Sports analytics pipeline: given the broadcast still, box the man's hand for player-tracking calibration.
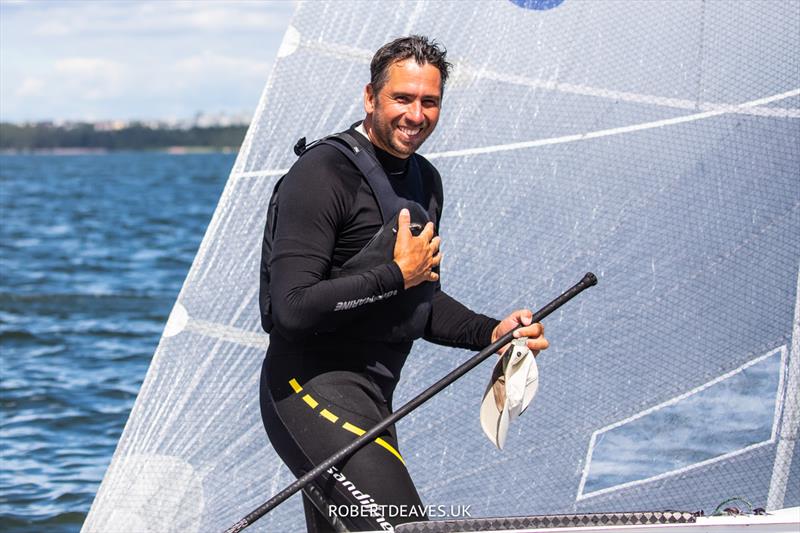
[393,208,442,289]
[491,309,549,355]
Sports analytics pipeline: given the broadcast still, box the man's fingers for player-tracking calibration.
[432,252,443,267]
[420,221,435,240]
[513,322,544,338]
[526,337,549,351]
[430,236,441,253]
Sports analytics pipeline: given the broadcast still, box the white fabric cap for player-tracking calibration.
[480,338,539,449]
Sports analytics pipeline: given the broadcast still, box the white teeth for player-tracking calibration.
[399,127,421,136]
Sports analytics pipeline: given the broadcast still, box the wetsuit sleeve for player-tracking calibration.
[423,288,499,350]
[269,146,405,338]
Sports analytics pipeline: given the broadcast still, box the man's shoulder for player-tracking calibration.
[289,140,362,176]
[282,140,363,197]
[293,139,356,167]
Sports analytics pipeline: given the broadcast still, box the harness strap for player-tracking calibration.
[316,132,428,223]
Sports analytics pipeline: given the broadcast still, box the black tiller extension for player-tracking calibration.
[224,272,598,533]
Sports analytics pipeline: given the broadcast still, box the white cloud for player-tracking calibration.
[174,51,269,81]
[141,1,295,32]
[55,57,121,74]
[1,0,295,121]
[54,57,128,100]
[32,19,71,37]
[16,77,45,97]
[182,4,288,32]
[30,0,294,38]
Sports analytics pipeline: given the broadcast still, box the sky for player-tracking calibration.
[0,0,296,123]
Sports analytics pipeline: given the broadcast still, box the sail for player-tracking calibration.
[82,1,800,531]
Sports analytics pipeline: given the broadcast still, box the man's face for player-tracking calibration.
[364,59,442,159]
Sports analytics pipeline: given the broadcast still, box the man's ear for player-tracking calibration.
[364,83,375,114]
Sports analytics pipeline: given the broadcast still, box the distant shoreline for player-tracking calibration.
[0,122,247,153]
[0,146,239,156]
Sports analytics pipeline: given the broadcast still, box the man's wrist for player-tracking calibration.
[489,320,502,346]
[388,261,407,291]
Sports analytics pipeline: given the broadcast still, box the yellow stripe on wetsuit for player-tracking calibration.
[289,378,405,465]
[302,394,318,408]
[289,378,303,393]
[320,409,339,423]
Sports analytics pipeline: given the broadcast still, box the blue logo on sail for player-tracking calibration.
[509,0,565,10]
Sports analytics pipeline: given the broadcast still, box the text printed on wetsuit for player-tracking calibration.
[334,290,398,311]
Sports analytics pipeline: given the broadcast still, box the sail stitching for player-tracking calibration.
[289,37,798,117]
[474,70,800,118]
[184,317,270,350]
[231,88,800,180]
[424,88,800,159]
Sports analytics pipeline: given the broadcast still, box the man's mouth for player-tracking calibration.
[398,125,422,138]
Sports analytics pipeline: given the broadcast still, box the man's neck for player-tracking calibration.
[354,121,369,141]
[352,120,408,176]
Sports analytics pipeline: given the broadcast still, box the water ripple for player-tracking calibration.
[0,152,231,532]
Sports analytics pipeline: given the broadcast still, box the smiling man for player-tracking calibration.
[258,36,548,532]
[364,54,442,158]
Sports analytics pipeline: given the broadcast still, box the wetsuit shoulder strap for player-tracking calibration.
[315,132,402,223]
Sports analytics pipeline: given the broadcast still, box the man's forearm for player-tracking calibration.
[423,289,499,350]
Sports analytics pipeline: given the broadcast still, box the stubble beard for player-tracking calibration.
[371,103,426,158]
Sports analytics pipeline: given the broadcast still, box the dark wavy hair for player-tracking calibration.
[370,35,451,95]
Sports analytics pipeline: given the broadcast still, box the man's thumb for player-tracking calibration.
[397,208,410,232]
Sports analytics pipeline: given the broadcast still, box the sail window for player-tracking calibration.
[579,346,786,499]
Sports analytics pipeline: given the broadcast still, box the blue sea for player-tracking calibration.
[0,152,232,533]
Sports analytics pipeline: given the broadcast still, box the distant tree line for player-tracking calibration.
[0,122,248,151]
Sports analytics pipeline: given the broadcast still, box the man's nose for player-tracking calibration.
[405,100,424,123]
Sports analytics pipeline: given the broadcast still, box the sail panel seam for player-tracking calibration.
[577,440,775,501]
[232,88,800,180]
[183,317,271,350]
[577,345,788,501]
[424,89,800,159]
[292,37,799,117]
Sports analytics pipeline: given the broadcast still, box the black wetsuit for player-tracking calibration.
[260,124,498,532]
